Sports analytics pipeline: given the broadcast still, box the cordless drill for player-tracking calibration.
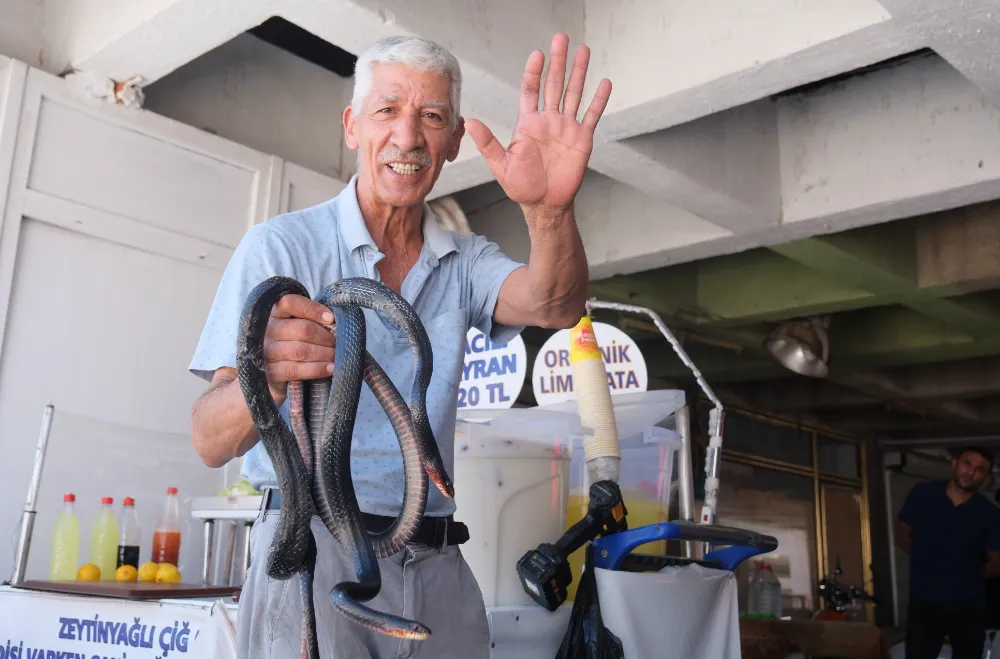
[515,480,628,611]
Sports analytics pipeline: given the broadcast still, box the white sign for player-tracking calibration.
[532,321,647,406]
[0,586,218,659]
[458,328,526,409]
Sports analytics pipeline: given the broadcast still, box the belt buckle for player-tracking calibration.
[434,517,448,552]
[261,488,276,512]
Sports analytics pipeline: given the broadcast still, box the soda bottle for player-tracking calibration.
[117,497,141,569]
[151,487,181,566]
[88,497,119,580]
[49,493,79,580]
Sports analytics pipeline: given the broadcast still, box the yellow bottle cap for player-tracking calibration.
[570,316,602,363]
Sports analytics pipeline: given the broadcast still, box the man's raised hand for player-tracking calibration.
[465,33,612,217]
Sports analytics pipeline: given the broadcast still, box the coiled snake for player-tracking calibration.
[235,275,454,657]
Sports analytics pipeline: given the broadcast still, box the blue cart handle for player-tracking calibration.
[591,520,778,572]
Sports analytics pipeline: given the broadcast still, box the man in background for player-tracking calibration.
[897,446,1000,659]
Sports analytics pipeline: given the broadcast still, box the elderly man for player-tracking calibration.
[189,33,611,659]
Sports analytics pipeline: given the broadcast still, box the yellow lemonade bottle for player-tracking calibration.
[88,497,119,580]
[49,493,80,580]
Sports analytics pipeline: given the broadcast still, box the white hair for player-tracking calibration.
[351,36,463,128]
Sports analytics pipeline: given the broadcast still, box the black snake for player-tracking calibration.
[235,275,453,656]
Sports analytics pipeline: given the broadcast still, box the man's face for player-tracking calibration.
[344,62,464,209]
[952,451,992,492]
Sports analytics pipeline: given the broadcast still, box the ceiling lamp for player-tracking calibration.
[764,316,830,378]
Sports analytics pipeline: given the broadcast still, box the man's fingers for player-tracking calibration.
[543,33,569,112]
[562,44,590,118]
[270,294,334,325]
[465,119,509,182]
[267,318,336,347]
[266,361,335,385]
[263,339,335,364]
[519,50,545,116]
[581,78,613,131]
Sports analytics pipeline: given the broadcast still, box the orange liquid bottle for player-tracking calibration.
[151,487,181,566]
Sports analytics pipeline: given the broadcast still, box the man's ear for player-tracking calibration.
[446,117,466,162]
[343,105,359,151]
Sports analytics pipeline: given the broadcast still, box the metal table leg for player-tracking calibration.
[202,520,215,585]
[222,522,237,586]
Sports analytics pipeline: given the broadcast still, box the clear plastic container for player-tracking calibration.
[749,562,782,619]
[117,496,141,569]
[88,496,119,580]
[49,493,79,581]
[151,487,181,566]
[564,424,681,599]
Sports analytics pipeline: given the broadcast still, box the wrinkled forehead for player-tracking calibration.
[365,62,453,112]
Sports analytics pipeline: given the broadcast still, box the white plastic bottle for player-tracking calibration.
[748,561,783,618]
[117,497,141,569]
[88,496,119,580]
[759,563,783,619]
[747,561,763,613]
[49,493,80,580]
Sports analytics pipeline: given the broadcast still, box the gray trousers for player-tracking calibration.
[236,507,492,659]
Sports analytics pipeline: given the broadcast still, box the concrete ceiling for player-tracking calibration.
[2,0,998,277]
[582,200,1000,444]
[3,0,1000,442]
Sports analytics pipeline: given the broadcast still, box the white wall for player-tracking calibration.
[0,0,44,70]
[143,33,356,182]
[0,57,345,582]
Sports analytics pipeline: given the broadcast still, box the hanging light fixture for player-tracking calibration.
[763,316,830,378]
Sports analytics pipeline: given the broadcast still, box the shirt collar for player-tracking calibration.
[338,174,458,262]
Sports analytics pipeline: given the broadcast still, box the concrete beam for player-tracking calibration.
[582,0,911,139]
[724,356,1000,413]
[815,398,1000,434]
[778,53,1000,230]
[479,49,1000,279]
[915,200,1000,292]
[878,0,1000,101]
[465,173,733,279]
[590,100,781,232]
[773,224,1000,338]
[63,0,268,83]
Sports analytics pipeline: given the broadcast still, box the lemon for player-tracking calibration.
[115,565,138,582]
[155,563,181,584]
[77,563,100,581]
[138,562,159,583]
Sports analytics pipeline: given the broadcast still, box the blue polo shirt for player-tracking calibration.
[189,175,524,518]
[899,480,1000,603]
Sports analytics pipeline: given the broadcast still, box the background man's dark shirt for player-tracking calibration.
[900,480,1000,604]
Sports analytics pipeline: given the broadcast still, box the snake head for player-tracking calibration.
[391,622,431,640]
[431,472,455,499]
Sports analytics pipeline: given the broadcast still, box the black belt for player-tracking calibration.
[261,489,469,548]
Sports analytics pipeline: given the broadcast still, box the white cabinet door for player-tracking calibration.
[0,64,277,580]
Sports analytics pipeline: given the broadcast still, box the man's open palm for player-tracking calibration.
[466,33,612,213]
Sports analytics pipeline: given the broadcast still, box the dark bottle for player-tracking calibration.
[116,496,141,569]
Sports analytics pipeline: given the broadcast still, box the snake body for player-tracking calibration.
[235,275,453,653]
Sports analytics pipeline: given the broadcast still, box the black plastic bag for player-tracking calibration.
[555,544,625,659]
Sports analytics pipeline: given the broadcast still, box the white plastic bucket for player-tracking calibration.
[454,418,571,608]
